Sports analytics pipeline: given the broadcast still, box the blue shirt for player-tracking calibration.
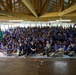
[53,45,59,50]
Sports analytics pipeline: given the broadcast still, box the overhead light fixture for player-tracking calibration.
[9,20,24,22]
[56,20,71,22]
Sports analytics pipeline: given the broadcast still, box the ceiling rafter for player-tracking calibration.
[40,11,76,18]
[58,0,64,12]
[40,12,60,18]
[19,0,21,12]
[58,0,61,11]
[0,0,7,11]
[8,0,12,11]
[59,4,76,16]
[59,0,64,12]
[68,0,71,7]
[22,0,38,17]
[13,0,15,12]
[31,0,35,10]
[49,0,59,12]
[20,2,32,14]
[0,0,12,16]
[0,12,76,21]
[0,0,76,22]
[0,11,12,16]
[40,0,50,15]
[50,5,59,11]
[64,1,68,4]
[36,0,41,14]
[70,0,76,6]
[6,0,9,12]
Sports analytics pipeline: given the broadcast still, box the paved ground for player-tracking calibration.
[0,58,76,75]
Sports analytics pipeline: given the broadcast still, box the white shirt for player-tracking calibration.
[46,43,50,48]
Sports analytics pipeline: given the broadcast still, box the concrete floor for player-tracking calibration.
[0,58,76,75]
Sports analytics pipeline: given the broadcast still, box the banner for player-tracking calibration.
[0,30,3,40]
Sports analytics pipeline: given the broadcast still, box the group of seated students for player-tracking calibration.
[0,26,76,57]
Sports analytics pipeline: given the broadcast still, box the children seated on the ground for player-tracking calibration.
[0,26,76,57]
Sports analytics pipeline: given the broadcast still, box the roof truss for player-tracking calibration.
[0,0,76,22]
[22,0,38,17]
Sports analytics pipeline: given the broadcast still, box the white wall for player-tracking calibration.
[0,21,75,31]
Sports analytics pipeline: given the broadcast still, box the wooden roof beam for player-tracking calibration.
[40,12,59,18]
[37,0,41,14]
[9,0,12,11]
[0,0,7,11]
[59,4,76,16]
[22,0,38,17]
[39,12,76,18]
[40,0,50,15]
[0,11,12,16]
[6,0,9,11]
[58,0,61,11]
[59,0,64,12]
[0,12,76,21]
[31,0,35,9]
[70,0,76,6]
[64,12,76,17]
[6,0,12,12]
[58,0,64,12]
[68,0,71,7]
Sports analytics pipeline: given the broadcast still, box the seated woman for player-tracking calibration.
[63,44,68,55]
[67,42,76,56]
[43,41,51,57]
[0,43,7,53]
[18,43,24,56]
[37,43,44,53]
[26,41,36,56]
[0,44,7,57]
[53,43,59,51]
[6,45,12,55]
[51,44,64,57]
[11,45,17,53]
[50,44,59,57]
